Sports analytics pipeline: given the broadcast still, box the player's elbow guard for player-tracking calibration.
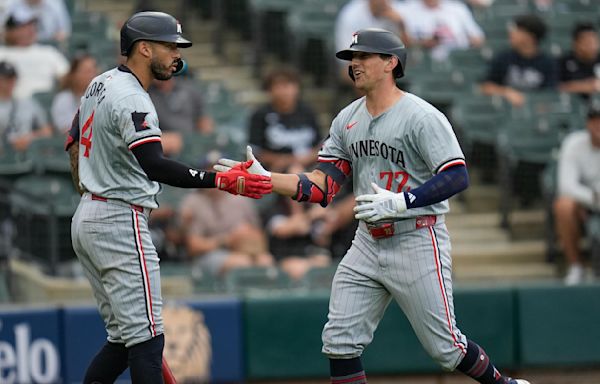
[292,173,339,207]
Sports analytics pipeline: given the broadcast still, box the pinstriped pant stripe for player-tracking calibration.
[132,209,156,337]
[428,226,466,355]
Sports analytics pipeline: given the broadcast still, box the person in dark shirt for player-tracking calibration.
[148,77,213,156]
[248,67,322,173]
[558,22,600,99]
[480,14,557,107]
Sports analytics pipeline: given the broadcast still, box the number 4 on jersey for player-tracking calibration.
[80,111,95,157]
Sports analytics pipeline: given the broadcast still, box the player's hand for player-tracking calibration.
[215,160,272,199]
[213,146,271,177]
[353,182,407,222]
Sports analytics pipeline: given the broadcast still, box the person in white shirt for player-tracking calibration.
[0,60,52,153]
[7,0,71,43]
[554,104,600,285]
[0,7,69,99]
[335,0,407,82]
[51,54,98,133]
[401,0,485,61]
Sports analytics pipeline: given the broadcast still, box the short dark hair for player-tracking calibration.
[262,67,301,90]
[572,22,597,41]
[513,14,547,42]
[0,61,17,78]
[587,102,600,119]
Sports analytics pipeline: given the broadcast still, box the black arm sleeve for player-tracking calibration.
[131,141,216,188]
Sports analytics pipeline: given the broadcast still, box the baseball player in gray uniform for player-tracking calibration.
[215,29,529,384]
[64,12,271,384]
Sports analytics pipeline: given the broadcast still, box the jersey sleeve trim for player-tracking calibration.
[128,135,162,150]
[318,154,350,163]
[436,158,466,174]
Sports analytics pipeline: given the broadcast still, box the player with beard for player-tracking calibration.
[65,12,272,383]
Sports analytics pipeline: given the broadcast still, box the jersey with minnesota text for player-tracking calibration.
[77,65,162,208]
[318,92,465,218]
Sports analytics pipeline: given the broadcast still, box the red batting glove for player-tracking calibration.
[215,160,272,198]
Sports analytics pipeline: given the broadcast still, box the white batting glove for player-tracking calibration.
[353,182,408,223]
[213,145,271,177]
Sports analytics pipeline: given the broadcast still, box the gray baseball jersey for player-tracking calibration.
[318,92,465,218]
[320,92,469,370]
[78,66,162,209]
[71,65,165,348]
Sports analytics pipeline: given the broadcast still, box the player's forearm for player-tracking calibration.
[559,79,599,94]
[186,235,222,255]
[405,165,469,209]
[480,82,503,95]
[271,172,301,196]
[132,141,217,188]
[271,170,327,197]
[68,142,84,195]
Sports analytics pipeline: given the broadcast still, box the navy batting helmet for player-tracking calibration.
[336,28,407,80]
[120,11,192,56]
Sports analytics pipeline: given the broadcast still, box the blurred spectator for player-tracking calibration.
[558,22,600,100]
[51,54,98,133]
[248,67,322,173]
[400,0,485,61]
[0,61,51,153]
[554,104,600,285]
[464,0,493,8]
[335,0,407,77]
[149,77,213,156]
[7,0,71,43]
[266,196,332,281]
[178,187,274,278]
[480,14,557,107]
[309,185,359,260]
[0,7,69,99]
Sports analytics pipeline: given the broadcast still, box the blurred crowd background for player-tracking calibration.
[0,0,599,303]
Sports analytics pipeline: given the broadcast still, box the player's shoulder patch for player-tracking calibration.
[132,111,150,131]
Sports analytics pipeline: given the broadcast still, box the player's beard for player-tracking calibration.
[150,58,174,81]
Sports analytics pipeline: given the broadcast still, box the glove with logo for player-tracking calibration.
[353,182,408,223]
[215,160,272,199]
[213,146,271,177]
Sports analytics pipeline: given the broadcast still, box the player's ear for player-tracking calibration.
[385,56,398,75]
[138,41,153,59]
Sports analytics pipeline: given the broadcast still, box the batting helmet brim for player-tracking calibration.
[147,34,192,48]
[336,45,391,61]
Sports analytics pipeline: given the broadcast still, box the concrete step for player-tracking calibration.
[446,209,544,229]
[460,184,500,212]
[449,227,509,243]
[452,240,545,265]
[454,262,556,283]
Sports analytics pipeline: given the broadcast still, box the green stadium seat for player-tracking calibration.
[452,94,508,150]
[0,148,33,180]
[177,131,242,168]
[496,113,575,227]
[484,0,531,19]
[301,265,338,291]
[11,174,79,217]
[408,70,474,106]
[224,267,291,293]
[160,261,193,278]
[249,0,298,12]
[27,136,70,175]
[156,184,187,209]
[32,91,55,115]
[0,271,10,303]
[517,91,586,119]
[10,175,79,269]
